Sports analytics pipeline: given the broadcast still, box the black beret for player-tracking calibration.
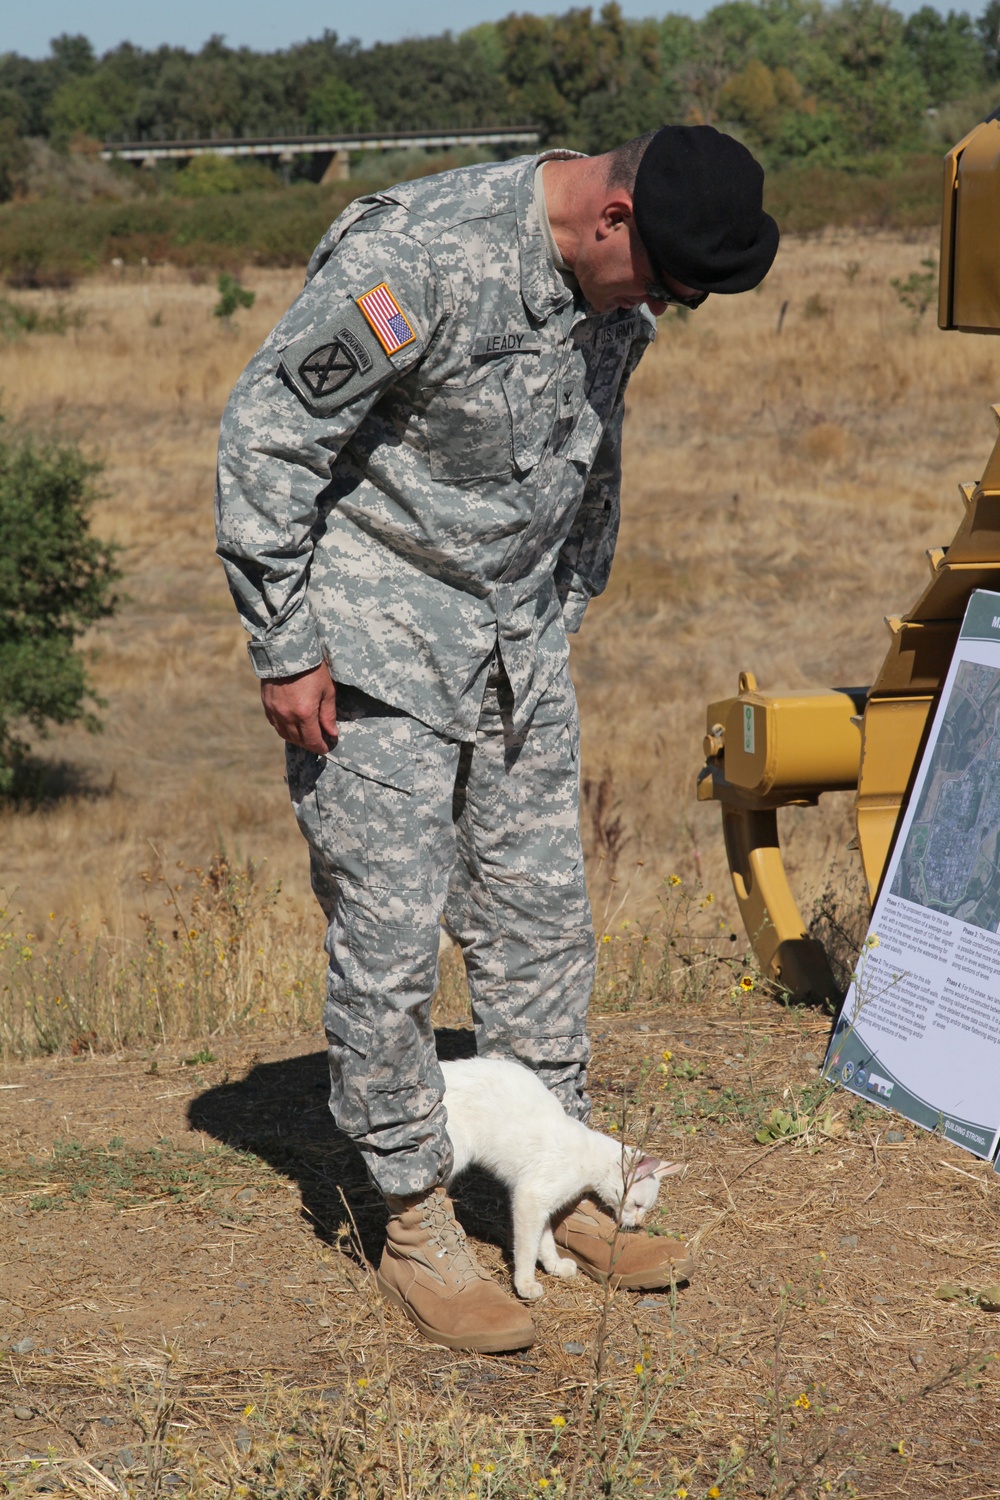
[633,125,779,295]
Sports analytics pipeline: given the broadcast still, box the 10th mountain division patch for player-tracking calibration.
[297,327,374,399]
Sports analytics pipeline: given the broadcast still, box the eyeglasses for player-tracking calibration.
[646,281,708,310]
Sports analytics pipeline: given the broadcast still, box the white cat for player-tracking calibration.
[440,1057,683,1301]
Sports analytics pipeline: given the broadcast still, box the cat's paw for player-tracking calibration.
[515,1278,545,1301]
[551,1256,578,1279]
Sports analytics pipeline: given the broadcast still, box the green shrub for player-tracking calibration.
[0,120,29,204]
[213,270,255,319]
[0,418,121,788]
[169,153,280,197]
[764,154,942,233]
[0,296,84,338]
[891,256,937,318]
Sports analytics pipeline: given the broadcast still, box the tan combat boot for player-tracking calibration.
[552,1199,695,1289]
[376,1186,535,1353]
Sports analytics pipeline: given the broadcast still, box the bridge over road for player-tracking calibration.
[101,126,540,182]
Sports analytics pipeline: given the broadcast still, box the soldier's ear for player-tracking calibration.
[598,196,635,236]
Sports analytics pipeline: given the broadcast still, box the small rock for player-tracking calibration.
[13,1405,33,1420]
[563,1341,586,1356]
[317,1316,331,1328]
[909,1349,925,1369]
[237,1188,256,1202]
[235,1427,251,1454]
[117,1450,134,1470]
[886,1130,905,1144]
[637,1298,662,1309]
[977,1285,1000,1312]
[839,1234,858,1249]
[934,1284,966,1301]
[636,1024,650,1033]
[12,1337,35,1354]
[319,1388,341,1403]
[873,1295,888,1304]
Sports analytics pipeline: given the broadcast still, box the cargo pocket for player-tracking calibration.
[363,1001,443,1131]
[425,365,514,482]
[317,716,417,890]
[323,994,374,1140]
[324,969,443,1140]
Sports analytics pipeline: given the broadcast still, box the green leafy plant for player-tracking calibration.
[0,118,30,204]
[0,416,121,789]
[890,257,937,319]
[213,270,255,320]
[0,297,84,339]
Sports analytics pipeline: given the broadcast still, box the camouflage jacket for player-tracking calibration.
[215,153,655,739]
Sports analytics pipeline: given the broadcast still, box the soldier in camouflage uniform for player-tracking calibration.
[216,125,778,1352]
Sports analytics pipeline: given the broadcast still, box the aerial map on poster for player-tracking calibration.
[827,592,1000,1162]
[890,658,1000,932]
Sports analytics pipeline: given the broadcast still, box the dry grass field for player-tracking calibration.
[4,230,1000,1496]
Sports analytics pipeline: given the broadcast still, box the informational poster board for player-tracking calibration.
[826,590,1000,1162]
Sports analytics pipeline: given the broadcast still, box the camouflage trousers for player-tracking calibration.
[286,659,595,1198]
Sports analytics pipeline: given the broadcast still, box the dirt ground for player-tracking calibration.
[3,989,1000,1497]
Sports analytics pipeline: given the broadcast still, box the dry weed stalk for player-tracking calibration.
[0,850,320,1060]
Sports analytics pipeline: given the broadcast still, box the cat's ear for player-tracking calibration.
[634,1154,685,1181]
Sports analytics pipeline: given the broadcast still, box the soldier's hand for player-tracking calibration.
[260,663,338,754]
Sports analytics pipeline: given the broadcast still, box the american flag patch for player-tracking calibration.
[356,282,416,356]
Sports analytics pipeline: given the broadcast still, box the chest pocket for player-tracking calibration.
[424,365,514,484]
[564,342,629,467]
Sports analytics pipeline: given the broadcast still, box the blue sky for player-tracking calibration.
[4,0,941,58]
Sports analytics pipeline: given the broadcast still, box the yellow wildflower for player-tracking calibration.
[634,1362,645,1376]
[662,1050,673,1062]
[667,874,682,886]
[739,975,754,991]
[357,1377,368,1389]
[793,1393,810,1409]
[550,1415,566,1428]
[471,1464,481,1474]
[243,1404,255,1417]
[708,1489,721,1499]
[676,1489,688,1499]
[602,934,611,943]
[538,1481,550,1491]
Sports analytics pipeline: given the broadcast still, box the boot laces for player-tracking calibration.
[419,1195,483,1285]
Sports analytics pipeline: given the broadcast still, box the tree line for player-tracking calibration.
[1,0,1000,190]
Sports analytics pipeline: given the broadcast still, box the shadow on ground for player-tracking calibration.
[188,1027,511,1267]
[6,755,114,808]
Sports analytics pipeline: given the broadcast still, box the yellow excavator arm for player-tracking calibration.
[699,110,1000,1002]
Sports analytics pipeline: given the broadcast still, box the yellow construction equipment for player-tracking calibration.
[698,109,1000,1002]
